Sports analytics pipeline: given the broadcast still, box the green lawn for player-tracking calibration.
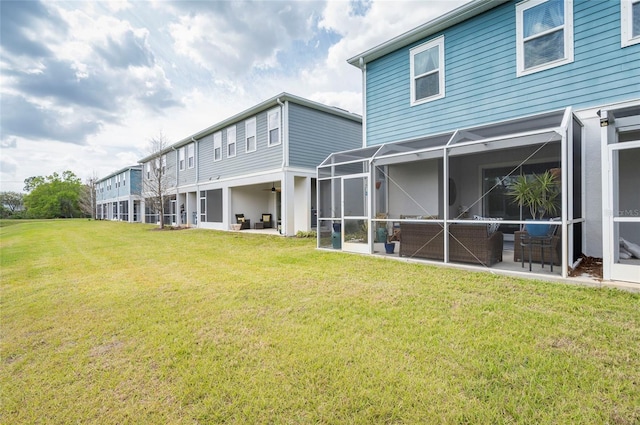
[1,220,639,424]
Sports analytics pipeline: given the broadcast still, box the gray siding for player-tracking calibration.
[196,111,283,184]
[288,103,362,169]
[177,144,197,186]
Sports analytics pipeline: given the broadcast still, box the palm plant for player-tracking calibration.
[508,170,559,220]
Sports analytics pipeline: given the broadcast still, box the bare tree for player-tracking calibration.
[143,131,173,229]
[79,173,98,219]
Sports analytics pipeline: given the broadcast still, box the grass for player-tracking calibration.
[1,220,639,424]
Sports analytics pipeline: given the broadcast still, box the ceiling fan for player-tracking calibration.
[262,182,281,193]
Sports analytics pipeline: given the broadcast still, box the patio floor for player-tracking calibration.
[367,241,631,289]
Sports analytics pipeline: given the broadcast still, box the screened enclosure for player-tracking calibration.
[317,108,584,278]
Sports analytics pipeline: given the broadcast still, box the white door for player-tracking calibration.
[602,109,640,284]
[342,175,369,254]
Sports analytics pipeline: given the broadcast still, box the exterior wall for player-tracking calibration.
[288,103,363,168]
[387,159,441,218]
[197,110,283,183]
[365,0,640,146]
[95,166,143,222]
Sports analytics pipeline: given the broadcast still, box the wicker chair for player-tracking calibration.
[399,222,503,266]
[235,214,250,230]
[513,230,561,266]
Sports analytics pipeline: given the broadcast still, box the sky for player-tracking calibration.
[0,0,468,193]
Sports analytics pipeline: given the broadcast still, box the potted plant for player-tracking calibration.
[508,170,559,236]
[375,213,388,242]
[384,230,400,254]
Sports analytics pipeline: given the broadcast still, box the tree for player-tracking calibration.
[0,192,24,218]
[23,171,83,218]
[79,173,98,219]
[142,131,173,229]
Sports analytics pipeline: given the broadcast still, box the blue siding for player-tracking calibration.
[130,169,142,194]
[365,0,640,145]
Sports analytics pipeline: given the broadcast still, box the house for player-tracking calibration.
[138,93,362,236]
[318,0,640,285]
[95,165,143,222]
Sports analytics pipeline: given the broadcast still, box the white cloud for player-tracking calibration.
[0,0,471,192]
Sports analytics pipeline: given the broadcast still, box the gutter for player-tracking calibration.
[347,0,507,67]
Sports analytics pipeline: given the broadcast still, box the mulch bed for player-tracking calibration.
[568,255,603,280]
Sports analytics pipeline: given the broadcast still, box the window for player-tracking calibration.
[122,173,126,187]
[410,35,445,105]
[245,118,256,153]
[179,147,185,171]
[161,154,166,174]
[516,0,573,76]
[187,143,195,168]
[268,108,281,146]
[622,0,640,47]
[227,126,236,158]
[214,132,222,161]
[146,162,151,179]
[116,175,120,188]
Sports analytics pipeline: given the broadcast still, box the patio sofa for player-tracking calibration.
[399,222,503,266]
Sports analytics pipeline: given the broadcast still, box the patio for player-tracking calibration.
[317,108,584,280]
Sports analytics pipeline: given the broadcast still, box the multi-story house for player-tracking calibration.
[318,0,639,285]
[139,93,362,236]
[95,165,143,222]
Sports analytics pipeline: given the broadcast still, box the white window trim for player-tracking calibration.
[227,126,237,158]
[179,147,185,171]
[213,132,222,162]
[245,117,257,153]
[187,143,195,169]
[267,108,281,147]
[622,0,640,47]
[516,0,574,77]
[410,35,445,106]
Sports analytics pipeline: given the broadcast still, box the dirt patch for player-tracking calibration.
[569,255,603,280]
[149,226,189,231]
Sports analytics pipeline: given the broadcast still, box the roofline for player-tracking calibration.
[138,92,362,163]
[347,0,508,67]
[97,165,142,183]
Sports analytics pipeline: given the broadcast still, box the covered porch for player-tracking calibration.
[317,108,584,279]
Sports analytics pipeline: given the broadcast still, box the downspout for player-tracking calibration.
[171,146,179,225]
[277,97,287,234]
[277,97,287,168]
[360,57,367,148]
[192,137,198,227]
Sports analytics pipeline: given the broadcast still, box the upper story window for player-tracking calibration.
[178,147,185,171]
[146,162,151,179]
[245,117,257,153]
[187,143,195,168]
[214,132,222,162]
[268,108,281,146]
[516,0,574,76]
[161,154,166,174]
[116,175,120,188]
[227,126,236,158]
[622,0,640,47]
[122,173,126,187]
[410,35,445,106]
